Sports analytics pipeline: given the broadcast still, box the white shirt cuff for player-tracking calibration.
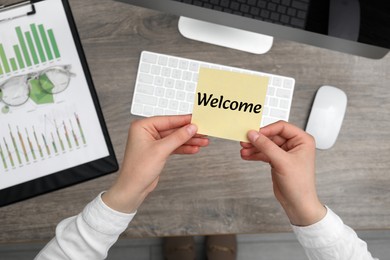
[82,192,136,236]
[291,206,344,249]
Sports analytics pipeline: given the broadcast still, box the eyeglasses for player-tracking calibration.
[0,65,75,107]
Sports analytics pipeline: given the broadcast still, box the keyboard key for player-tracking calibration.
[280,99,290,109]
[291,17,305,28]
[179,102,190,112]
[154,76,164,86]
[140,63,151,73]
[175,80,185,90]
[297,10,306,19]
[248,0,257,5]
[179,60,189,70]
[134,93,158,106]
[260,9,270,18]
[155,87,165,97]
[267,86,276,96]
[267,2,277,11]
[250,7,260,16]
[162,67,171,77]
[165,78,175,88]
[269,97,279,107]
[192,73,199,82]
[292,1,308,10]
[137,83,154,95]
[189,62,199,71]
[270,12,280,21]
[283,79,294,89]
[166,89,175,99]
[271,76,282,87]
[132,103,143,115]
[151,65,161,75]
[168,58,179,68]
[270,108,288,119]
[277,5,286,13]
[185,82,196,92]
[276,88,292,98]
[262,107,269,116]
[142,53,158,64]
[154,107,165,116]
[182,71,193,81]
[176,90,186,100]
[158,56,168,66]
[169,100,179,110]
[186,92,195,103]
[230,2,239,10]
[143,105,154,116]
[287,7,296,16]
[257,0,267,8]
[138,73,154,84]
[261,117,278,127]
[280,14,290,24]
[220,0,230,8]
[165,109,178,115]
[172,69,182,79]
[158,98,169,108]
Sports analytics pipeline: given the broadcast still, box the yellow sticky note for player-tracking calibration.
[191,68,269,142]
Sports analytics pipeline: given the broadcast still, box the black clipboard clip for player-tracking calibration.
[0,1,36,23]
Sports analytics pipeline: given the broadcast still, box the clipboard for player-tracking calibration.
[0,0,118,207]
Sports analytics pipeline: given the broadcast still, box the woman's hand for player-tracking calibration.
[103,115,209,213]
[240,121,326,226]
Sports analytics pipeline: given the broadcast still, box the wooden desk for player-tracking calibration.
[1,0,390,244]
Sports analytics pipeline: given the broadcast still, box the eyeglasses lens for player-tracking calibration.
[41,69,70,94]
[0,76,29,106]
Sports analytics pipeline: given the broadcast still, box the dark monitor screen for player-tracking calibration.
[117,0,390,59]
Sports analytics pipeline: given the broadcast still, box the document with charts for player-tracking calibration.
[0,0,111,192]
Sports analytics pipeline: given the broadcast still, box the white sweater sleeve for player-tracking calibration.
[292,206,378,260]
[35,192,135,260]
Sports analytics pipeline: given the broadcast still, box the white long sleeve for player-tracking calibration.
[35,193,135,260]
[36,196,378,260]
[292,206,378,260]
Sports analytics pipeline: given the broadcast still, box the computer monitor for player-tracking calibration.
[116,0,390,59]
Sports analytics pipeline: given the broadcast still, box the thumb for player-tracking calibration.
[247,130,285,163]
[159,124,197,154]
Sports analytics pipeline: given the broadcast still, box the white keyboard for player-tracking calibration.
[131,51,295,127]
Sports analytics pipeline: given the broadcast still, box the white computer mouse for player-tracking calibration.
[305,86,347,150]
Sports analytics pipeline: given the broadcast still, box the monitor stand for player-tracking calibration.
[178,17,274,54]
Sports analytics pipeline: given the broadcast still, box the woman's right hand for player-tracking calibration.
[240,121,326,226]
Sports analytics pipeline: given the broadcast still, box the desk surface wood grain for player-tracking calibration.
[1,0,389,244]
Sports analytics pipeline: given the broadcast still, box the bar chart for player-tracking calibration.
[0,113,86,171]
[0,23,61,75]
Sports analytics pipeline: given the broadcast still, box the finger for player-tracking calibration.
[184,137,210,147]
[269,135,287,148]
[260,121,304,141]
[262,121,315,152]
[173,145,201,154]
[247,130,286,163]
[158,124,198,154]
[160,128,207,139]
[146,115,192,132]
[240,148,270,162]
[240,146,259,157]
[240,141,254,148]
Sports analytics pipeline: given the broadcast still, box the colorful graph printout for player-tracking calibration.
[0,0,109,190]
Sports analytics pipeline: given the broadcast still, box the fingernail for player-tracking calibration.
[186,124,197,135]
[248,130,260,142]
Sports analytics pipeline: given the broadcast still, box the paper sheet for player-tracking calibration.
[0,0,109,189]
[191,68,268,142]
